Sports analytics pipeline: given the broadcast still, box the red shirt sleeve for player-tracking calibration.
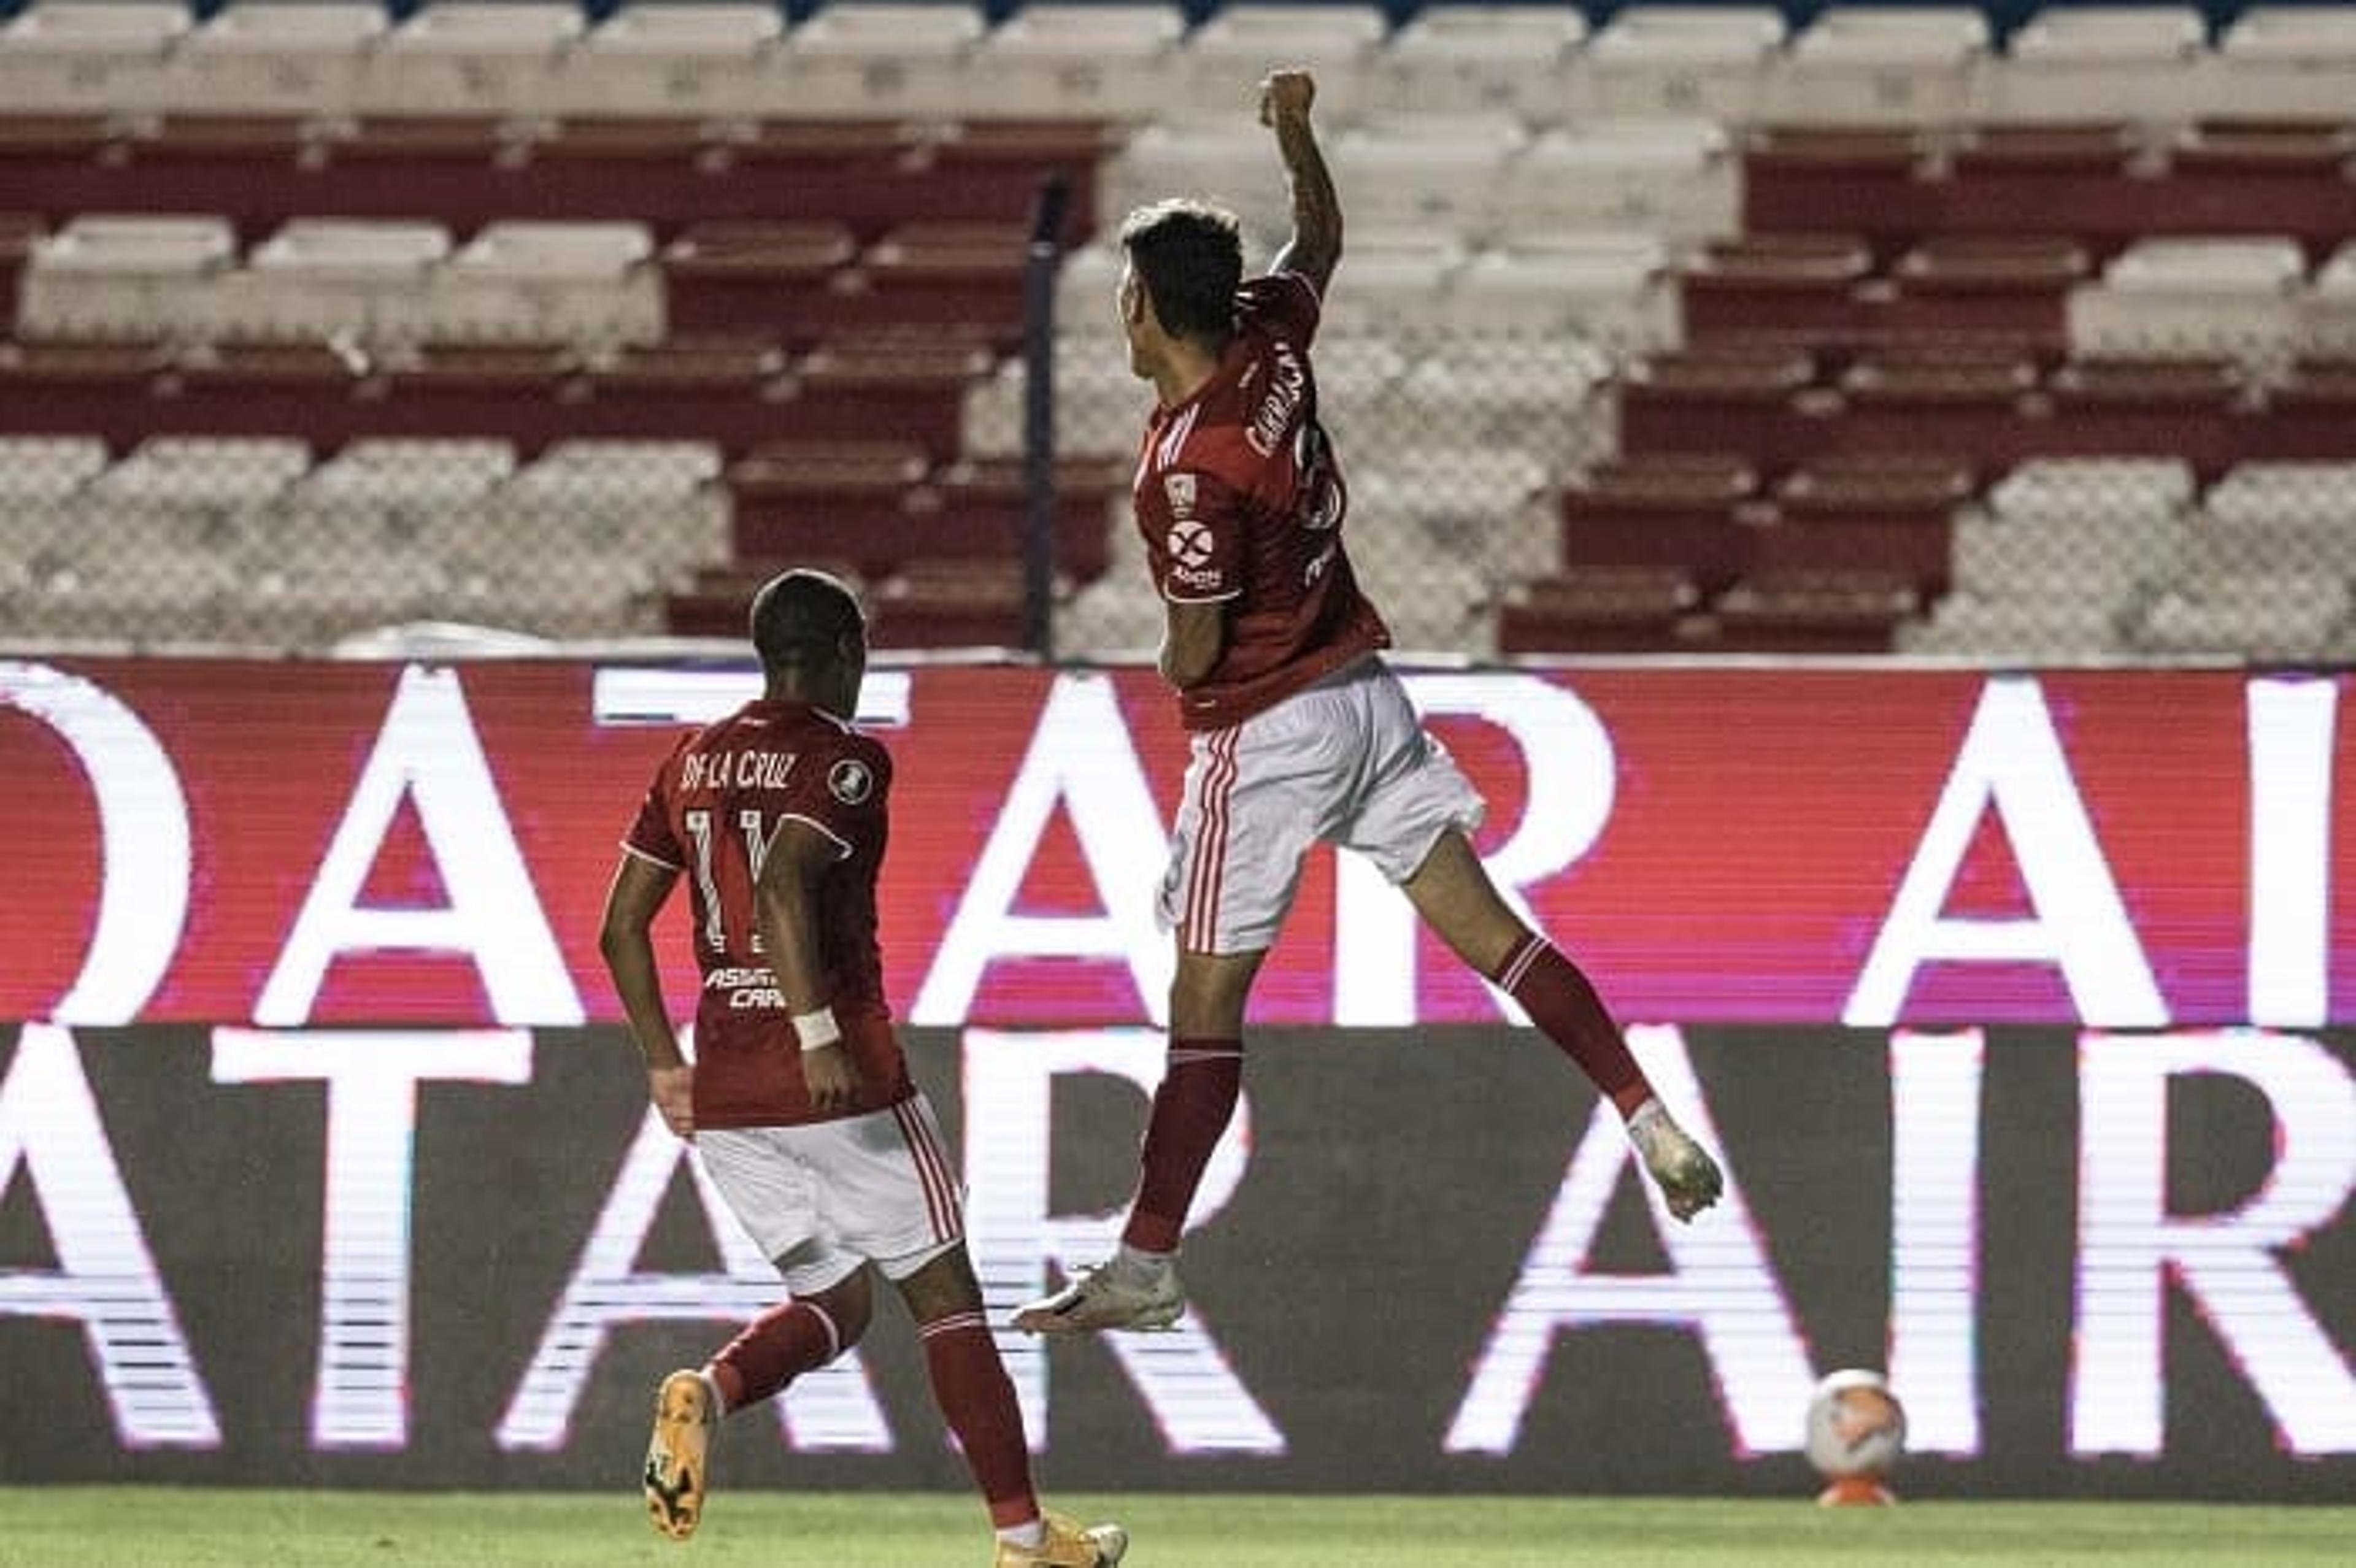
[779,734,891,859]
[1137,464,1247,604]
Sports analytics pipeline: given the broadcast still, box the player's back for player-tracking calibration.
[626,697,907,1128]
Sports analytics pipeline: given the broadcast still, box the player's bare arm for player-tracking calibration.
[1160,597,1228,689]
[753,818,863,1112]
[1260,68,1341,295]
[599,854,695,1138]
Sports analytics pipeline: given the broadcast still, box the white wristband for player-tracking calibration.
[793,1005,842,1053]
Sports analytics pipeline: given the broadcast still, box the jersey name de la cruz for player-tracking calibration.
[1134,269,1391,731]
[623,698,914,1128]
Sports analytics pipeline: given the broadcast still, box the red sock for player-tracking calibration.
[1490,934,1655,1119]
[710,1299,841,1411]
[919,1312,1037,1531]
[1122,1038,1243,1254]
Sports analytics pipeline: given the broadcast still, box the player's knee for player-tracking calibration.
[1169,947,1263,1034]
[807,1268,876,1353]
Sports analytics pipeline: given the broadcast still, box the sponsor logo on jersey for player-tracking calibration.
[1166,518,1214,569]
[828,758,874,805]
[1163,471,1196,518]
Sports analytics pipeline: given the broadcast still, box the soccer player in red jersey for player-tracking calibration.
[1014,72,1724,1337]
[599,569,1126,1567]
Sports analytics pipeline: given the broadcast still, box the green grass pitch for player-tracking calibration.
[1,1489,2350,1567]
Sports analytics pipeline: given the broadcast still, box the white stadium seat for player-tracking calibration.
[1312,230,1468,336]
[1963,459,2197,604]
[91,436,315,513]
[18,214,238,342]
[0,436,107,610]
[359,1,583,117]
[962,2,1188,120]
[2300,241,2356,358]
[1988,456,2199,526]
[776,2,987,120]
[1898,588,2128,658]
[0,434,108,504]
[2136,573,2350,661]
[1330,115,1530,243]
[2069,236,2308,369]
[1442,232,1677,352]
[207,218,453,345]
[1579,5,1787,124]
[1763,4,1992,128]
[0,0,189,113]
[290,437,518,519]
[1099,123,1294,249]
[1985,5,2210,126]
[1490,117,1739,244]
[557,2,785,118]
[1369,6,1587,122]
[425,220,663,348]
[2214,5,2356,123]
[167,1,386,118]
[1173,2,1389,119]
[2185,462,2356,579]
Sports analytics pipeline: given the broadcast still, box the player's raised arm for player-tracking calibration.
[1260,68,1341,295]
[753,818,863,1112]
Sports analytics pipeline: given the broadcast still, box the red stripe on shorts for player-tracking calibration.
[893,1100,958,1243]
[1185,726,1240,951]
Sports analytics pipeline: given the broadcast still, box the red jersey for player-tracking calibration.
[1133,269,1391,732]
[622,698,914,1129]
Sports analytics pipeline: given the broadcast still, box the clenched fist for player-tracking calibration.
[1259,69,1315,126]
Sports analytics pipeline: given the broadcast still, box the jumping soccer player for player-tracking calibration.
[600,568,1125,1566]
[1014,71,1724,1337]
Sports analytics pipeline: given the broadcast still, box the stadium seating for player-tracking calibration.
[7,2,2356,659]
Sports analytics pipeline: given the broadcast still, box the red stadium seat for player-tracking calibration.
[857,220,1034,343]
[1884,234,2085,352]
[790,336,996,463]
[1617,344,1820,458]
[1679,232,1874,343]
[1709,569,1923,654]
[932,455,1123,585]
[1758,455,1975,597]
[2041,355,2247,473]
[1496,565,1705,655]
[725,439,936,572]
[661,219,861,343]
[1558,452,1761,596]
[871,557,1029,650]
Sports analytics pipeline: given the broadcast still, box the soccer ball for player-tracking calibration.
[1804,1369,1906,1505]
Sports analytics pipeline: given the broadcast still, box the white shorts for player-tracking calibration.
[1158,655,1487,955]
[694,1094,964,1296]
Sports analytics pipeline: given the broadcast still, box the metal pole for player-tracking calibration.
[1021,173,1071,659]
